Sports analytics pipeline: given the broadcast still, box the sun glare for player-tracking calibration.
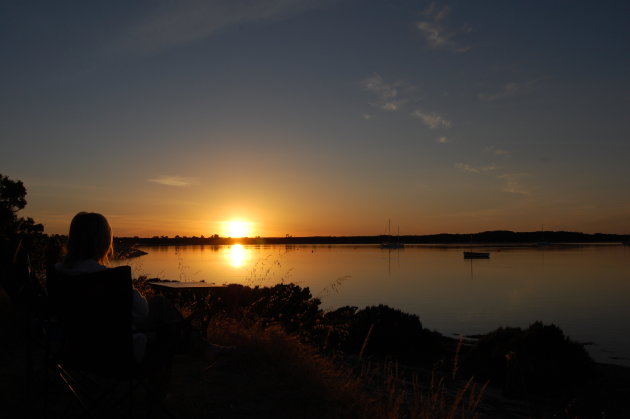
[224,220,252,238]
[226,244,247,268]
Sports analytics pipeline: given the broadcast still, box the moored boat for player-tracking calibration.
[381,219,405,249]
[464,251,490,259]
[381,242,405,249]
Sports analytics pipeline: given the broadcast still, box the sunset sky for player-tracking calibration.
[2,0,629,237]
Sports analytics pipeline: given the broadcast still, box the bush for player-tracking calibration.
[342,305,445,365]
[462,321,596,397]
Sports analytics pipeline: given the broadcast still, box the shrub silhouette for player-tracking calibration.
[342,304,444,365]
[463,321,596,397]
[249,283,322,336]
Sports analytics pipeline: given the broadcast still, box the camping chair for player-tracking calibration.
[46,265,174,418]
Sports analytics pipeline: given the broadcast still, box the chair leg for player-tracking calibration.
[56,364,93,416]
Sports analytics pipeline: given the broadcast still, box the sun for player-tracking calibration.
[224,220,252,238]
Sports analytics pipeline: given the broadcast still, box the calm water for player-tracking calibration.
[120,244,630,365]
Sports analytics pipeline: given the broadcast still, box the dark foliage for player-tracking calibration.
[0,174,46,302]
[462,322,596,398]
[248,283,322,337]
[341,304,445,364]
[147,279,449,367]
[318,305,359,353]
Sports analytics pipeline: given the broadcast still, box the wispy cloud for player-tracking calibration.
[455,164,531,195]
[416,2,469,52]
[455,163,496,173]
[148,175,197,187]
[381,100,407,111]
[412,110,451,129]
[362,74,397,99]
[360,74,409,111]
[478,77,549,102]
[498,173,531,195]
[486,146,511,157]
[113,0,328,54]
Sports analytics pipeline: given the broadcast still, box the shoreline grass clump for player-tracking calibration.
[172,317,376,419]
[167,314,488,419]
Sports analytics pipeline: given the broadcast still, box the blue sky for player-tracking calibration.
[2,0,629,236]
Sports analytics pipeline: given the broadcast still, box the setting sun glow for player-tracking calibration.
[224,220,252,238]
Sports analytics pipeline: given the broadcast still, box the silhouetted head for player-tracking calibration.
[64,212,113,266]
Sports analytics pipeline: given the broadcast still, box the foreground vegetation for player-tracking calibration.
[132,277,629,418]
[3,275,630,418]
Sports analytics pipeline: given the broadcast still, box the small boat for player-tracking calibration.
[463,251,490,259]
[381,242,405,249]
[381,219,405,249]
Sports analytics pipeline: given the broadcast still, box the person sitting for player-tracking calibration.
[54,211,183,396]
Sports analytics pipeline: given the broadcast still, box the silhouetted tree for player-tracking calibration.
[1,174,46,297]
[1,174,27,233]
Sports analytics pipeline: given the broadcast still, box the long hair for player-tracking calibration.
[63,212,113,266]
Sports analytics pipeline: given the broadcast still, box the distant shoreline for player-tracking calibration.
[115,230,629,247]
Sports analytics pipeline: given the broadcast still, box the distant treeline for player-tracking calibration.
[116,230,629,246]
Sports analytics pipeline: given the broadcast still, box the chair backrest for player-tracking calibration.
[46,265,133,377]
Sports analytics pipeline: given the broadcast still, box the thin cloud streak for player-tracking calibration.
[456,164,531,195]
[416,2,469,52]
[486,146,511,157]
[413,110,451,129]
[498,173,531,196]
[455,163,496,173]
[479,77,550,102]
[148,175,197,187]
[113,0,328,54]
[381,100,407,111]
[361,74,409,111]
[362,74,398,99]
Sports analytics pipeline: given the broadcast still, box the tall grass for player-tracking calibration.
[244,247,294,287]
[358,344,488,419]
[176,315,487,419]
[169,317,376,419]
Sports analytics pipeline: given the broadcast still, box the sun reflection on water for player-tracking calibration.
[226,244,247,268]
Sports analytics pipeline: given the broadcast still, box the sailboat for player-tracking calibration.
[463,234,489,259]
[536,224,550,246]
[381,220,405,249]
